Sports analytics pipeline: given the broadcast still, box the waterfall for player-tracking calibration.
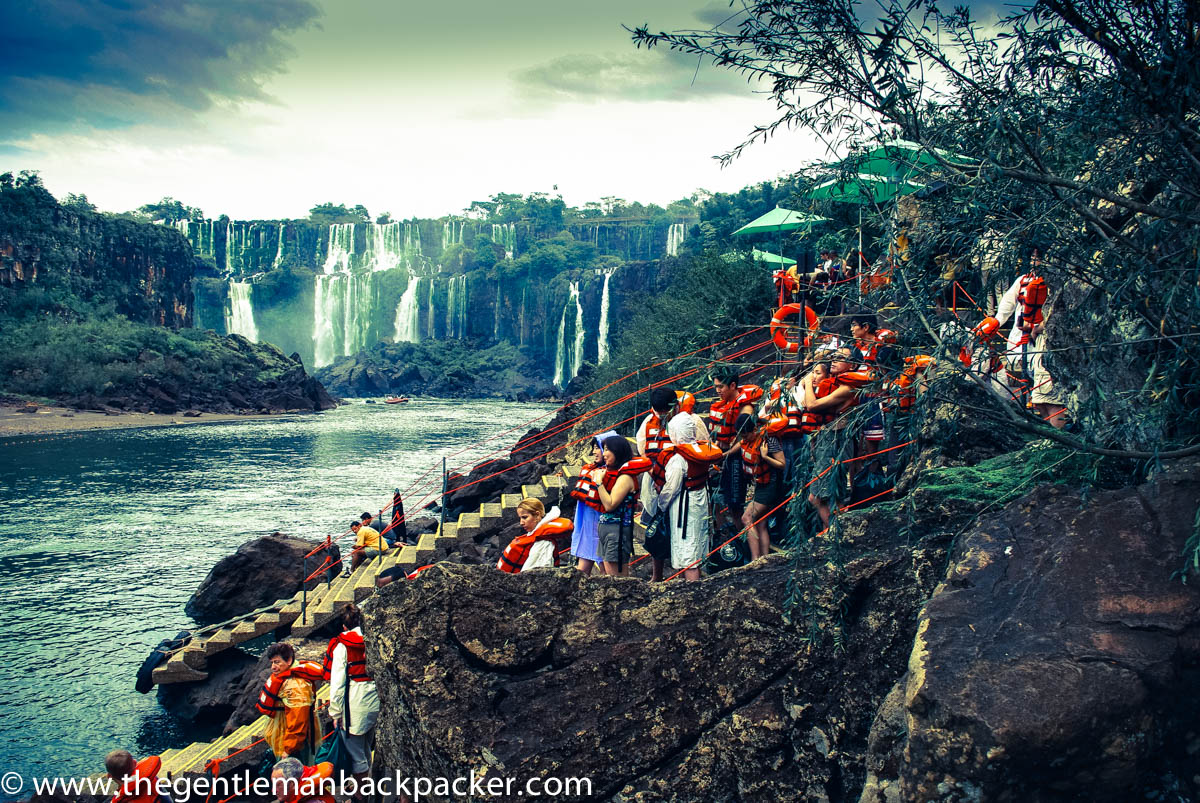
[571,282,585,378]
[323,223,355,274]
[425,278,436,339]
[491,223,516,259]
[666,222,686,257]
[446,275,467,338]
[312,275,341,368]
[272,223,285,269]
[553,281,584,387]
[442,219,465,252]
[518,285,527,346]
[363,221,422,272]
[224,221,233,272]
[597,268,616,363]
[492,284,501,341]
[394,275,421,343]
[225,281,259,341]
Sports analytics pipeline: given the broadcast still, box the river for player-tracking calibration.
[0,398,553,795]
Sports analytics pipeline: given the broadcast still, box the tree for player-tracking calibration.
[633,0,1200,460]
[308,203,370,226]
[138,196,202,223]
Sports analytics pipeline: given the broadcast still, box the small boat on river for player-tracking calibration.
[385,396,410,405]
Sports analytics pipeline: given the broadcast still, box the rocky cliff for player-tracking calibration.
[362,451,1200,802]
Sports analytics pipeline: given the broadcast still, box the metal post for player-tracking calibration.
[301,554,307,626]
[440,456,447,532]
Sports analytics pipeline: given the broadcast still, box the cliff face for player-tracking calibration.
[0,181,194,328]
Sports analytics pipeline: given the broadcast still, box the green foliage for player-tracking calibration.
[308,203,370,225]
[138,196,202,223]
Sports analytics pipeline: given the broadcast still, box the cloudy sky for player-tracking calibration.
[0,0,839,220]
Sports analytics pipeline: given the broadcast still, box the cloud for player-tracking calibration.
[0,0,321,143]
[511,49,755,106]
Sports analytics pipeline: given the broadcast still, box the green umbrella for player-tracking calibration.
[751,248,797,266]
[732,206,829,236]
[808,173,926,205]
[851,138,974,180]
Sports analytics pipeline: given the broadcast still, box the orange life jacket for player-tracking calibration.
[855,338,879,364]
[675,390,696,413]
[740,433,780,486]
[568,462,603,510]
[766,379,805,438]
[959,316,1001,368]
[892,355,933,410]
[1015,274,1048,345]
[650,444,676,492]
[256,660,325,716]
[671,442,724,490]
[278,763,335,803]
[708,385,763,448]
[322,630,370,683]
[496,517,573,573]
[641,412,673,460]
[111,756,162,803]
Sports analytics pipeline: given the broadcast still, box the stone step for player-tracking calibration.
[541,474,565,506]
[479,502,502,519]
[562,463,582,478]
[455,512,481,539]
[203,628,236,655]
[521,483,546,500]
[437,522,458,541]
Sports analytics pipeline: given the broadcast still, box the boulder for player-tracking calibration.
[887,458,1200,801]
[155,648,259,726]
[184,533,340,625]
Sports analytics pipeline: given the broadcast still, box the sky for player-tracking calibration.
[0,0,841,220]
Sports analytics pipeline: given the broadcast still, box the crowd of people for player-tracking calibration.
[98,255,1061,801]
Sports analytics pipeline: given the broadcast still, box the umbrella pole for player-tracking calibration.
[858,208,864,301]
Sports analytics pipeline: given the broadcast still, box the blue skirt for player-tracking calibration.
[571,503,602,562]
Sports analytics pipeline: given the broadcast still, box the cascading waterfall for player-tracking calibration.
[393,275,421,343]
[225,281,259,341]
[224,221,234,272]
[491,223,516,259]
[666,222,686,257]
[518,285,527,346]
[442,219,465,253]
[323,223,355,274]
[272,223,285,269]
[597,267,616,364]
[571,282,585,378]
[493,285,502,341]
[445,275,469,338]
[553,281,584,387]
[363,221,422,272]
[425,278,437,339]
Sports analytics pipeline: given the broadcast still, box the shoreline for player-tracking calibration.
[0,404,308,439]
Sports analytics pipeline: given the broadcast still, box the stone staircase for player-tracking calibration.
[156,686,331,777]
[152,466,573,686]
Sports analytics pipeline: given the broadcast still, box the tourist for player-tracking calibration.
[270,757,335,803]
[324,604,378,797]
[739,421,787,560]
[803,348,861,528]
[675,390,712,442]
[346,519,386,574]
[636,387,677,581]
[594,435,648,577]
[496,498,573,572]
[258,643,324,763]
[849,313,880,365]
[658,412,722,581]
[567,434,610,574]
[105,750,169,803]
[708,371,759,532]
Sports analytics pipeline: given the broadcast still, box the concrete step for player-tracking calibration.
[480,502,502,519]
[521,483,546,500]
[455,512,481,539]
[562,463,582,478]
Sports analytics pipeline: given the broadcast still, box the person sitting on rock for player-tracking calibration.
[270,757,335,803]
[346,519,387,574]
[497,498,574,572]
[258,643,324,763]
[106,750,170,803]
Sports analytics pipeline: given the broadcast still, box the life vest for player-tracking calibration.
[601,456,653,491]
[497,514,573,573]
[640,412,673,460]
[674,390,696,414]
[836,370,875,389]
[278,763,335,803]
[256,660,325,717]
[649,444,676,492]
[568,462,603,511]
[959,316,1001,367]
[322,630,370,683]
[876,328,898,345]
[673,442,723,490]
[764,379,805,438]
[111,756,162,803]
[770,304,820,353]
[1020,276,1048,338]
[892,355,934,410]
[740,433,779,486]
[708,385,763,447]
[855,339,879,364]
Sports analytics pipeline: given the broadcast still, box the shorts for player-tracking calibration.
[810,427,853,501]
[597,521,633,567]
[752,481,783,507]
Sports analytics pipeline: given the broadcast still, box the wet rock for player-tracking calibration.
[156,648,259,726]
[18,403,37,413]
[183,409,201,417]
[185,533,340,625]
[890,458,1200,801]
